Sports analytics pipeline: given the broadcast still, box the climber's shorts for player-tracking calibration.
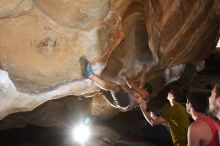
[99,87,135,110]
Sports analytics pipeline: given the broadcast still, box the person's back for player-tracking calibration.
[161,102,190,146]
[187,91,220,146]
[195,115,220,146]
[141,82,190,146]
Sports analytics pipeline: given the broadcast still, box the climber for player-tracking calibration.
[80,56,152,111]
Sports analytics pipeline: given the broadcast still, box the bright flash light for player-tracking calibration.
[72,123,90,144]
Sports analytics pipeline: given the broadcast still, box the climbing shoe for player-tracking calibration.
[80,56,93,78]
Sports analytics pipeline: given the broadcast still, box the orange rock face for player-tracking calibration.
[0,0,219,121]
[144,0,219,68]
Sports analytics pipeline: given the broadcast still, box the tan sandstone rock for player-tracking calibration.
[0,0,219,124]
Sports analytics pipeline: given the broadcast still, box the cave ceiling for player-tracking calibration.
[0,0,219,129]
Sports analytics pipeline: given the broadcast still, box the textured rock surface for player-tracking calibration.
[0,0,219,127]
[215,0,220,18]
[0,0,146,120]
[144,0,219,67]
[34,0,110,30]
[0,0,34,18]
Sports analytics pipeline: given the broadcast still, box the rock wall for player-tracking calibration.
[0,0,219,123]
